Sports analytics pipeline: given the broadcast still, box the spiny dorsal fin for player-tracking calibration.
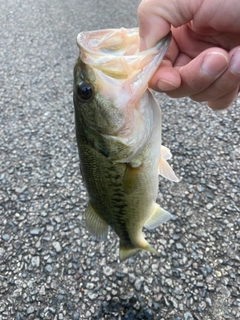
[144,203,173,230]
[85,202,109,240]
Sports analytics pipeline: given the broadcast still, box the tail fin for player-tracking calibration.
[119,242,160,262]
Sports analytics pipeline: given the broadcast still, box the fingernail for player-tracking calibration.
[230,48,240,74]
[201,52,228,77]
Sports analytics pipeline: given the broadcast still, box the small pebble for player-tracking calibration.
[27,306,35,314]
[184,311,193,320]
[52,241,62,253]
[2,234,10,241]
[134,278,143,291]
[31,256,40,267]
[45,265,52,273]
[73,311,80,320]
[30,228,41,235]
[176,243,184,250]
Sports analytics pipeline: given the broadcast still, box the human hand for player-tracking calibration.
[138,0,240,109]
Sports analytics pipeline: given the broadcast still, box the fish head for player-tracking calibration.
[73,28,171,136]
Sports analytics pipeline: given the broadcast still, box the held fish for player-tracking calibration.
[73,28,179,261]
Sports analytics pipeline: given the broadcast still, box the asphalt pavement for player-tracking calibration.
[0,0,239,319]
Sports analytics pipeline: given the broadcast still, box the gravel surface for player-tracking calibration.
[0,0,240,319]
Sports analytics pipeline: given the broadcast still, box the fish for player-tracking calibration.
[73,28,179,261]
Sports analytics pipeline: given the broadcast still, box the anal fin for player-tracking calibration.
[144,203,173,230]
[85,202,109,240]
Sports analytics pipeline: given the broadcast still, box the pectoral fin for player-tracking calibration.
[144,203,173,230]
[160,145,172,160]
[85,202,109,240]
[158,157,179,182]
[158,146,179,182]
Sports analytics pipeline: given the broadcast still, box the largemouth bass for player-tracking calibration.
[73,28,179,261]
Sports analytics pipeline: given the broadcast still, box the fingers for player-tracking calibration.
[150,46,240,109]
[179,47,240,109]
[138,0,200,49]
[169,49,230,97]
[138,0,240,109]
[189,47,240,108]
[151,47,240,109]
[207,87,239,110]
[151,48,229,93]
[205,47,240,109]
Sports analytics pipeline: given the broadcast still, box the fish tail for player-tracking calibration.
[144,243,160,257]
[119,245,140,262]
[119,242,160,262]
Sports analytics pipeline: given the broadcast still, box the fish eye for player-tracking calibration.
[76,81,93,101]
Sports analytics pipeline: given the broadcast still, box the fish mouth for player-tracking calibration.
[77,28,171,103]
[76,28,171,146]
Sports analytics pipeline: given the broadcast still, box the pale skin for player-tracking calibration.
[138,0,240,109]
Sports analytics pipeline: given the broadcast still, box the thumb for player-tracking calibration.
[138,0,199,49]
